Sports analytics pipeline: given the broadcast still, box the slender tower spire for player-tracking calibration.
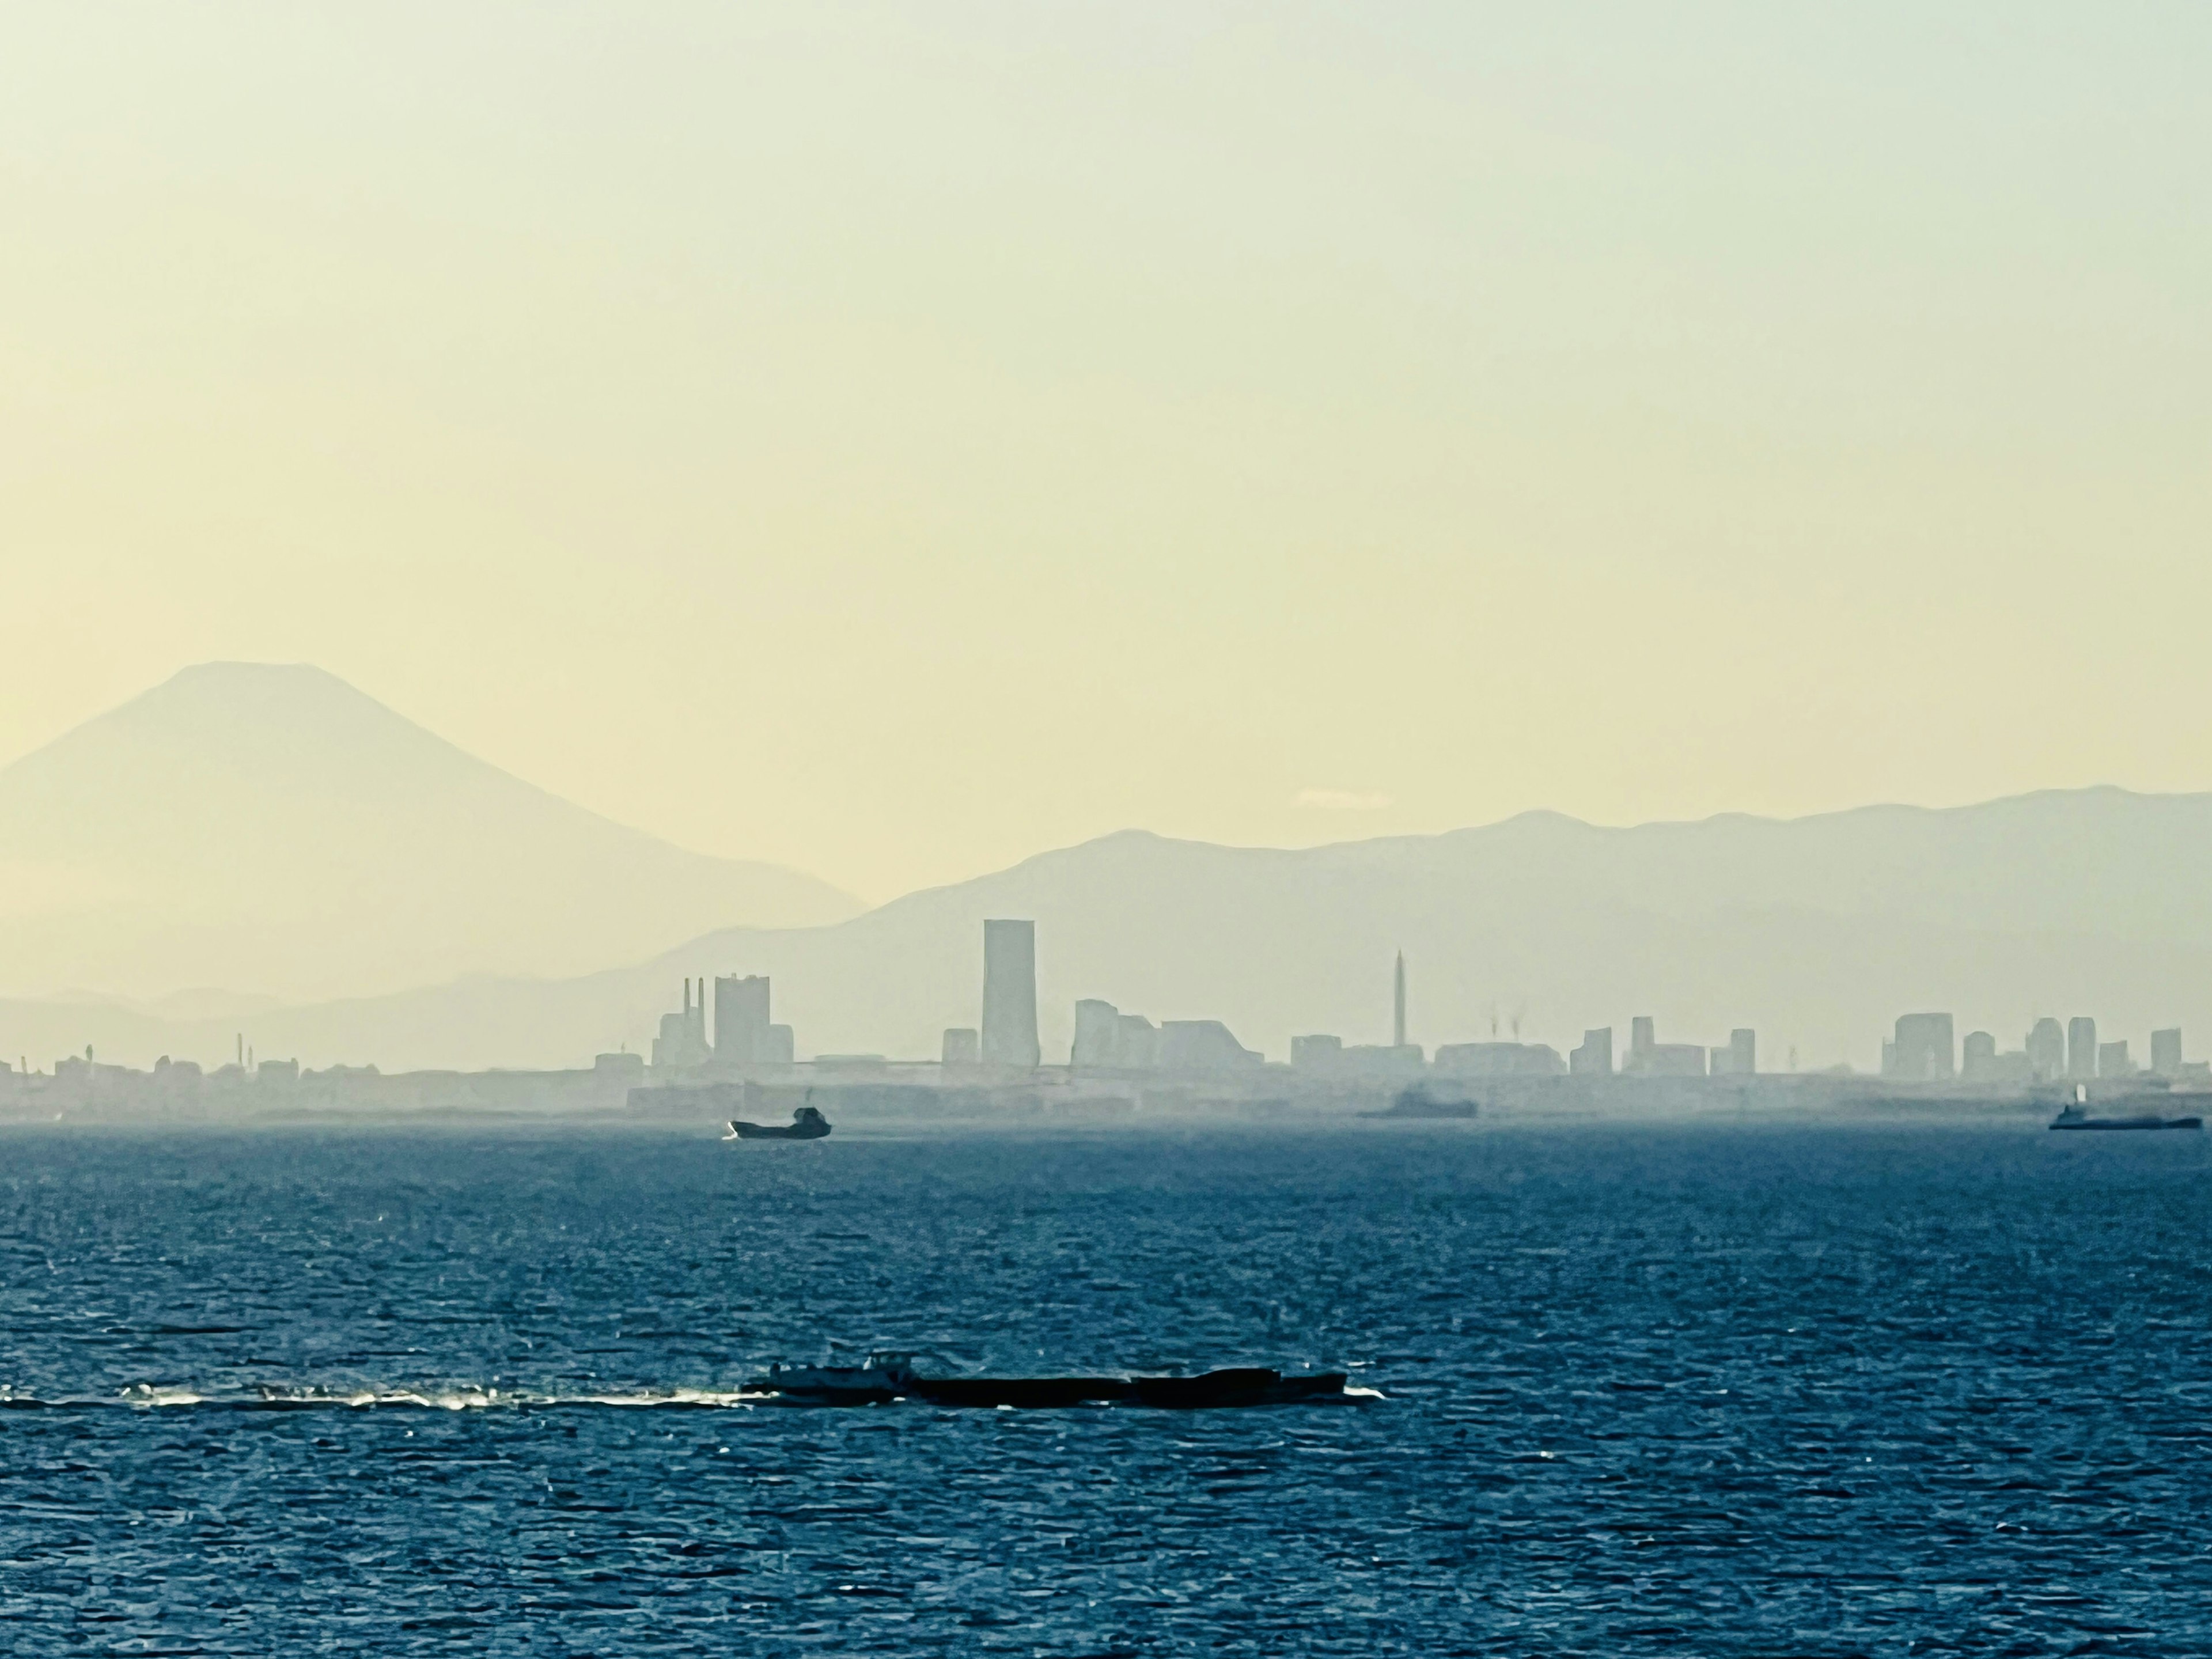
[1393,951,1407,1048]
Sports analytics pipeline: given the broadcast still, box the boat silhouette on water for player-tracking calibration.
[725,1104,831,1141]
[1361,1084,1478,1120]
[2049,1085,2202,1132]
[743,1352,1356,1409]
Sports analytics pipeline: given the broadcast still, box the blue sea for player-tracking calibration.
[5,1118,2211,1654]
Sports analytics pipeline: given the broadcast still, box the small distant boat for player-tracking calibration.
[725,1104,831,1141]
[1361,1084,1478,1120]
[744,1353,916,1403]
[2049,1085,2202,1132]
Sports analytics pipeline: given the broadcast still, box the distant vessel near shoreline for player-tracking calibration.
[1361,1084,1478,1121]
[724,1104,831,1141]
[2048,1086,2202,1133]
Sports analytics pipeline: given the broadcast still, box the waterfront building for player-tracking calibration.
[1570,1028,1613,1075]
[1157,1020,1262,1071]
[1290,1034,1421,1077]
[980,919,1041,1070]
[1118,1014,1161,1069]
[2152,1028,2184,1077]
[1070,1000,1163,1069]
[2026,1018,2066,1082]
[650,979,713,1069]
[2097,1039,2134,1079]
[941,1027,980,1067]
[714,974,772,1064]
[1073,999,1125,1069]
[2067,1017,2098,1081]
[1710,1029,1756,1076]
[1889,1013,1955,1081]
[1623,1017,1703,1077]
[1644,1043,1707,1077]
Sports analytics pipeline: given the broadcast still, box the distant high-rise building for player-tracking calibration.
[2026,1018,2066,1082]
[980,919,1041,1070]
[2067,1017,2098,1081]
[1630,1016,1656,1068]
[1889,1013,1955,1081]
[714,975,771,1064]
[1073,999,1124,1069]
[1570,1028,1613,1075]
[1393,952,1407,1049]
[941,1027,979,1067]
[2097,1039,2133,1079]
[1710,1029,1756,1076]
[1066,1000,1164,1069]
[1291,1035,1344,1071]
[2152,1028,2184,1077]
[1961,1030,1997,1081]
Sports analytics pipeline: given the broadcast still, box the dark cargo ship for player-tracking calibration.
[2049,1085,2202,1132]
[2050,1103,2202,1132]
[725,1104,831,1141]
[743,1353,1356,1409]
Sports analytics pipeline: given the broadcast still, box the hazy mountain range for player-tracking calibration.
[0,663,859,1003]
[2,671,2209,1075]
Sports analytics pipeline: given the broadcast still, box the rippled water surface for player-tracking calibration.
[5,1118,2212,1654]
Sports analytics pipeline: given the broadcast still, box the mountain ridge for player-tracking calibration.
[0,662,860,1000]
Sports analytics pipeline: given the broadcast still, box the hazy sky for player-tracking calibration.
[4,3,2207,902]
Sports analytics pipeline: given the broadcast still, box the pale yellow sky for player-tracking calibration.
[3,3,2208,902]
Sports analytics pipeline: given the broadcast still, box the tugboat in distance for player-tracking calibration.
[745,1353,917,1402]
[2048,1084,2203,1132]
[725,1102,832,1141]
[1361,1083,1478,1120]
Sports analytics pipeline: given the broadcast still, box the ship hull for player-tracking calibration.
[728,1120,830,1140]
[2050,1117,2202,1131]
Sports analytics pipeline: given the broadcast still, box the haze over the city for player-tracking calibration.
[6,3,2210,908]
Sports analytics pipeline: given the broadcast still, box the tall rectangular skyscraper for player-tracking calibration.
[2152,1028,2184,1076]
[2026,1018,2066,1081]
[2067,1017,2098,1081]
[1892,1013,1955,1081]
[981,919,1041,1069]
[714,975,771,1064]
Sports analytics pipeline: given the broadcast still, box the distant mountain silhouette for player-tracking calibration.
[0,663,858,1000]
[17,785,2212,1075]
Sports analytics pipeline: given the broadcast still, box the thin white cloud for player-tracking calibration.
[1295,787,1395,812]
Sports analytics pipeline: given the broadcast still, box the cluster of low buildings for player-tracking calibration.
[1880,1013,2205,1086]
